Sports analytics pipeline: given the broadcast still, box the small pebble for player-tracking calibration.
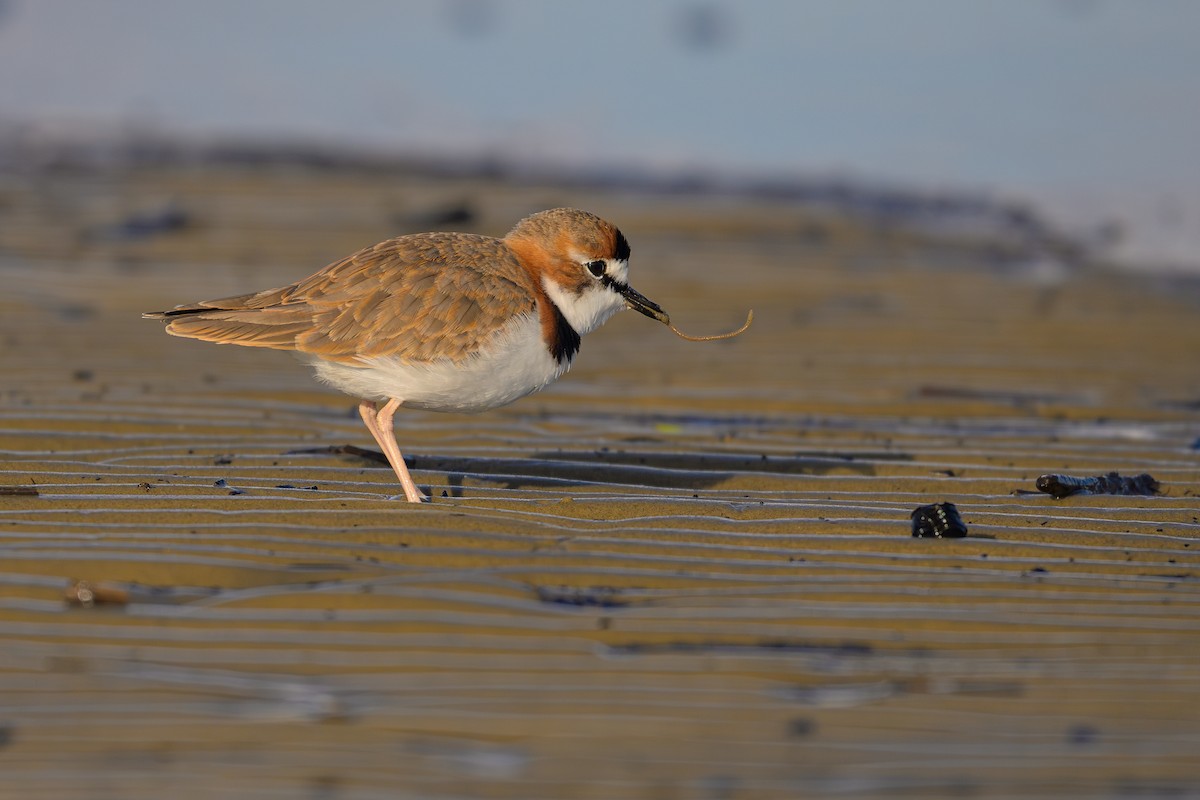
[911,502,968,538]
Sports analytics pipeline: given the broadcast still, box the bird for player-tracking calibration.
[144,207,670,503]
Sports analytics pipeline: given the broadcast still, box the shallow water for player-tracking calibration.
[1,167,1199,798]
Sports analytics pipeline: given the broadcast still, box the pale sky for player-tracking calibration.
[2,0,1198,267]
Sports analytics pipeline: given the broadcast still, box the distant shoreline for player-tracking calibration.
[1,125,1112,274]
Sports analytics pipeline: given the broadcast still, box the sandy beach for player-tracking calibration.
[1,162,1198,798]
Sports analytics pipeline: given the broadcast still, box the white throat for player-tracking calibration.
[541,273,626,336]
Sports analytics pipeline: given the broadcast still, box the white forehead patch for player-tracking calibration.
[606,258,629,284]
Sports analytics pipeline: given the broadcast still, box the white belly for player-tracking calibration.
[303,313,570,413]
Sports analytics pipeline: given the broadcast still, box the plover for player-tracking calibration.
[145,208,678,502]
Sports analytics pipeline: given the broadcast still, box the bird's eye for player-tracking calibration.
[586,260,606,278]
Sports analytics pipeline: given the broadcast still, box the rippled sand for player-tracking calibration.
[1,166,1199,798]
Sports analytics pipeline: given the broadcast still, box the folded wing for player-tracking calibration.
[144,233,538,364]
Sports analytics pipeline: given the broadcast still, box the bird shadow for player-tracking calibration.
[286,445,904,496]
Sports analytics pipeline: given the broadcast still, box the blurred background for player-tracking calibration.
[1,0,1198,271]
[3,3,1200,798]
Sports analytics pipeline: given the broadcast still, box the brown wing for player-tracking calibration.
[145,233,539,364]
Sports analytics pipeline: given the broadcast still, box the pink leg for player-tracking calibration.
[358,399,427,503]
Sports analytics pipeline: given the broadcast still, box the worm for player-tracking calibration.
[668,310,754,342]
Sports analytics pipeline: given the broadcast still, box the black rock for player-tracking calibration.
[1035,472,1160,499]
[911,502,968,538]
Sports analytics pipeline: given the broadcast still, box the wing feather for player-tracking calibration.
[144,233,539,364]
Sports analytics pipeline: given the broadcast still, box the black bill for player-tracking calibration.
[616,282,670,325]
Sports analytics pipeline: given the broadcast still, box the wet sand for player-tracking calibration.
[1,165,1199,798]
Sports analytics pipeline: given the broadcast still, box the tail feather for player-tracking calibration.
[143,287,312,350]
